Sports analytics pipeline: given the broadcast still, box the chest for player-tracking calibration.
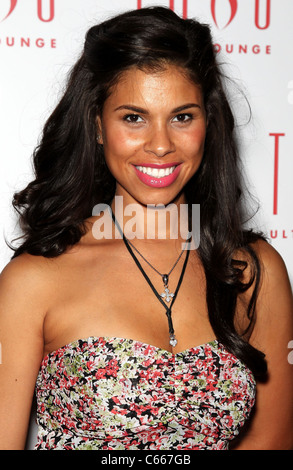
[44,247,213,355]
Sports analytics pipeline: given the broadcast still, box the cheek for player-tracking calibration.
[182,126,206,161]
[103,126,141,164]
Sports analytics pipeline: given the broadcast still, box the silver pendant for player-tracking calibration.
[161,274,177,346]
[169,335,177,347]
[160,274,174,303]
[160,287,174,303]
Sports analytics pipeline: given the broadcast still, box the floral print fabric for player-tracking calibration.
[35,336,256,450]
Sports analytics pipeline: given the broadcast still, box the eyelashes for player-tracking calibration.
[173,113,194,123]
[123,114,144,123]
[122,113,194,125]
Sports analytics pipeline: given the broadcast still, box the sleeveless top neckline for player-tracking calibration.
[42,335,219,362]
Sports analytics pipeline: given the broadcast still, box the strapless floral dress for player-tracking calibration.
[34,336,256,450]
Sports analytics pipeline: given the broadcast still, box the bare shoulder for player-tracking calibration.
[252,238,289,271]
[0,253,61,449]
[250,238,292,296]
[247,239,293,350]
[234,238,293,339]
[235,238,291,290]
[0,252,62,328]
[0,253,60,392]
[1,251,57,278]
[233,240,293,449]
[0,252,59,297]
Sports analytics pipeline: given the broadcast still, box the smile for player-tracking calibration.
[133,164,182,188]
[135,165,176,178]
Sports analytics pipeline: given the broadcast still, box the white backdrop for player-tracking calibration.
[0,0,292,449]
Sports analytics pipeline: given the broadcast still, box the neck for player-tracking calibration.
[110,194,190,244]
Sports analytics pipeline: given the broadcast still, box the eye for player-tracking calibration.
[173,113,193,123]
[123,114,144,124]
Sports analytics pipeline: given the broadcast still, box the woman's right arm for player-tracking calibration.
[0,254,51,450]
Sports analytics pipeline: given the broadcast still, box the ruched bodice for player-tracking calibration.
[35,336,256,450]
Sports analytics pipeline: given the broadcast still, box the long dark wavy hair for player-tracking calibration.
[10,7,267,377]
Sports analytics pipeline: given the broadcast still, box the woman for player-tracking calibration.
[0,7,292,450]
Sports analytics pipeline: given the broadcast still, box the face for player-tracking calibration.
[97,64,207,207]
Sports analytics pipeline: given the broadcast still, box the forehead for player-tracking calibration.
[104,65,203,110]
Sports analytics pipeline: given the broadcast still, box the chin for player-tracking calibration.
[138,191,185,208]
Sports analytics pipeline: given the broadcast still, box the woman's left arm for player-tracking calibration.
[232,240,293,450]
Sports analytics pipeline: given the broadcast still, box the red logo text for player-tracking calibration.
[211,0,271,29]
[138,0,271,29]
[1,0,55,23]
[270,133,285,215]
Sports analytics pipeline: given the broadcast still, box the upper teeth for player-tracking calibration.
[135,166,176,177]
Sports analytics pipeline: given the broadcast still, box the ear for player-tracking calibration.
[96,115,104,145]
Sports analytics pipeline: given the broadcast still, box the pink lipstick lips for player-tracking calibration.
[133,163,182,188]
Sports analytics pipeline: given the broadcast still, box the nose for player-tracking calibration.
[144,123,175,158]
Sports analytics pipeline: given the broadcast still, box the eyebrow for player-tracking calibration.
[114,103,201,114]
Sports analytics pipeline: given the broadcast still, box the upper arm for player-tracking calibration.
[233,240,293,450]
[0,254,53,449]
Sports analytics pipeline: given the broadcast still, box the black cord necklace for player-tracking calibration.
[125,235,188,303]
[111,210,190,347]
